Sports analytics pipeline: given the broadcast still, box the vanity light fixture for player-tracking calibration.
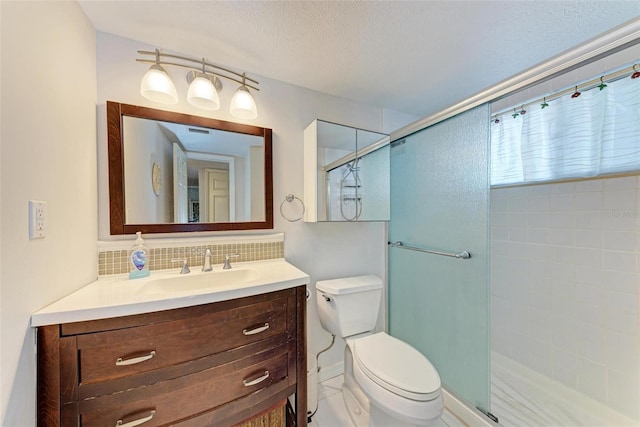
[186,58,221,111]
[137,49,259,119]
[230,73,258,119]
[139,50,179,105]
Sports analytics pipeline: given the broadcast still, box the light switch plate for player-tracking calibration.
[29,200,47,239]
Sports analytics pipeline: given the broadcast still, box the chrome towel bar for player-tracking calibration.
[388,241,471,259]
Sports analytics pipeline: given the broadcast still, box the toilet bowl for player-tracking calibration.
[316,275,444,427]
[350,333,443,426]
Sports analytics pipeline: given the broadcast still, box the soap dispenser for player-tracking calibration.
[129,231,150,279]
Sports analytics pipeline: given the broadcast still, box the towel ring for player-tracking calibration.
[280,194,305,222]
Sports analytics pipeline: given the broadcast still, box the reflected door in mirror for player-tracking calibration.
[173,143,189,222]
[206,169,230,222]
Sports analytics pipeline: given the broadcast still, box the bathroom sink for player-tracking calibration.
[142,268,259,293]
[31,259,310,327]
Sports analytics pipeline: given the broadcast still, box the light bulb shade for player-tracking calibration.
[140,64,178,104]
[187,74,220,110]
[230,86,258,119]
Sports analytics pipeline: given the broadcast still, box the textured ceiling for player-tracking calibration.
[79,1,640,118]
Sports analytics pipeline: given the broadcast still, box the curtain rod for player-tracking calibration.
[390,17,640,142]
[493,63,638,118]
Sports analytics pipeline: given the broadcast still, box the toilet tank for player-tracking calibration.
[316,275,383,338]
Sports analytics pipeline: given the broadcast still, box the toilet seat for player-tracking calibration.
[352,332,441,401]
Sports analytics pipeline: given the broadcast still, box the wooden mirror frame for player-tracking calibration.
[107,101,273,234]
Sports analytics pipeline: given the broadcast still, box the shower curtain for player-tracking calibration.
[388,104,491,412]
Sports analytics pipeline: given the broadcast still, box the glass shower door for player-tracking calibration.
[388,104,491,412]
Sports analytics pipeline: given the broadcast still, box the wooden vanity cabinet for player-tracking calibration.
[37,287,307,427]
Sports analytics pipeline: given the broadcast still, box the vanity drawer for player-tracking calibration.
[71,345,293,427]
[76,295,291,387]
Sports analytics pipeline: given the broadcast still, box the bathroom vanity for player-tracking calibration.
[32,259,309,427]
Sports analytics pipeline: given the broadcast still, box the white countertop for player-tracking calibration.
[31,258,310,327]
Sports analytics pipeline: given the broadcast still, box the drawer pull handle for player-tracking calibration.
[243,370,270,387]
[116,410,156,427]
[242,322,270,336]
[116,351,156,366]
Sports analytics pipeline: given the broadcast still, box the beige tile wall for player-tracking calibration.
[98,241,284,276]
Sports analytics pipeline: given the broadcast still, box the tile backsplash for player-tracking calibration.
[98,235,284,276]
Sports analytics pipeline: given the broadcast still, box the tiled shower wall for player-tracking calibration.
[99,239,284,276]
[490,175,640,420]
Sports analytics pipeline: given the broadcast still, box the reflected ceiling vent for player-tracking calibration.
[188,127,210,134]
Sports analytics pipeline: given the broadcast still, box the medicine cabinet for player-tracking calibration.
[303,119,390,222]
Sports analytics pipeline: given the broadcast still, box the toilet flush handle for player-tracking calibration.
[321,294,332,302]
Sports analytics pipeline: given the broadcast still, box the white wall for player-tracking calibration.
[249,145,264,221]
[123,117,173,223]
[95,33,415,377]
[0,2,97,424]
[491,176,640,420]
[0,3,4,421]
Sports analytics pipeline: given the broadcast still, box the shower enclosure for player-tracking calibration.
[387,74,640,426]
[385,28,640,424]
[388,104,492,414]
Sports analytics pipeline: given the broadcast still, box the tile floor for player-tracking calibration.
[309,375,466,427]
[308,359,640,426]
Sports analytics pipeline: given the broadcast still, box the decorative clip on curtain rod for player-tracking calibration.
[493,62,639,120]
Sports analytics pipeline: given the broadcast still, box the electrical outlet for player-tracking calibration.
[29,200,47,239]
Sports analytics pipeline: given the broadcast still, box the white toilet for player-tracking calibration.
[316,275,443,427]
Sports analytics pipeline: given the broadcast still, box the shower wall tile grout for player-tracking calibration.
[490,175,640,421]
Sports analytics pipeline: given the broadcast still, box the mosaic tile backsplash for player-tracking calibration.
[99,241,284,276]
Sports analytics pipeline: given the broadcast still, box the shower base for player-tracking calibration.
[491,352,637,426]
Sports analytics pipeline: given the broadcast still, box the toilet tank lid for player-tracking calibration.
[316,275,382,295]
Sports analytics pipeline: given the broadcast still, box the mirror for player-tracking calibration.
[107,101,273,234]
[303,119,390,222]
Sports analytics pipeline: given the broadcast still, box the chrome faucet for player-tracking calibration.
[202,248,213,272]
[223,253,240,270]
[171,257,190,274]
